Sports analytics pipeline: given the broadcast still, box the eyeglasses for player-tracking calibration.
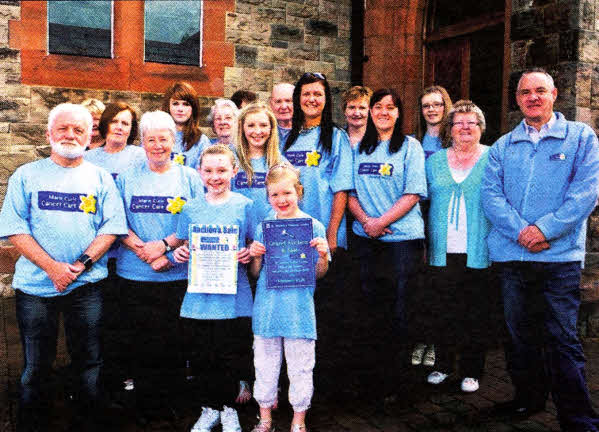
[422,102,444,110]
[301,72,327,80]
[452,121,479,128]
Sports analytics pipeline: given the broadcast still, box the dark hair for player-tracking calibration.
[359,88,405,155]
[230,90,257,109]
[285,73,335,155]
[99,101,138,144]
[161,81,203,152]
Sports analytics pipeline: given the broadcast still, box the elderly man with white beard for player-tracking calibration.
[0,103,127,431]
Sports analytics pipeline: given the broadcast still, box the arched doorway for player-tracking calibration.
[424,0,508,143]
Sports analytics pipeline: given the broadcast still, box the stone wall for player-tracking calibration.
[0,0,353,296]
[224,0,352,123]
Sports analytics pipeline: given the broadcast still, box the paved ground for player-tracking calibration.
[2,268,599,431]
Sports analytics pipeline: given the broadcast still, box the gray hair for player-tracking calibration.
[47,103,93,136]
[517,68,555,91]
[206,98,240,126]
[443,100,486,147]
[139,110,177,143]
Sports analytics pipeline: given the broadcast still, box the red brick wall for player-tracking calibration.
[363,0,425,134]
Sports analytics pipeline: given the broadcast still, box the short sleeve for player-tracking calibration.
[96,172,128,236]
[176,208,191,240]
[329,129,354,193]
[403,140,427,198]
[0,168,33,239]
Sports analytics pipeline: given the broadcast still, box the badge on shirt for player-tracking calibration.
[358,162,394,177]
[38,191,97,214]
[130,195,187,214]
[171,152,187,165]
[549,153,566,161]
[234,172,266,189]
[284,150,321,167]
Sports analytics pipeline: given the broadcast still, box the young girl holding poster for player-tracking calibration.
[172,144,253,432]
[233,103,284,233]
[248,163,329,432]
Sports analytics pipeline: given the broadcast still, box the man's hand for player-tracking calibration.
[47,261,79,292]
[137,240,166,263]
[150,255,173,272]
[518,225,549,252]
[363,217,393,238]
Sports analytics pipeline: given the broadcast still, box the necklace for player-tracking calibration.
[300,124,320,134]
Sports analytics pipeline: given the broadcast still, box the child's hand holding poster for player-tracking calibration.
[263,218,315,290]
[188,224,238,294]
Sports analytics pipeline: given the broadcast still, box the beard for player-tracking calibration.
[50,139,86,159]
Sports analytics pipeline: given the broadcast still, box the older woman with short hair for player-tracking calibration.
[115,110,204,417]
[424,100,492,393]
[207,98,240,149]
[342,85,373,147]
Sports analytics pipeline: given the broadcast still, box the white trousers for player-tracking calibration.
[253,335,315,412]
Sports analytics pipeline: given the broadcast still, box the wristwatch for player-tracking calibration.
[76,253,93,271]
[162,238,172,252]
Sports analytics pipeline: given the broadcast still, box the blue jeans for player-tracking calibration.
[499,261,599,431]
[16,282,103,411]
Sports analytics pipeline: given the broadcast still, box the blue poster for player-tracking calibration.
[263,218,314,290]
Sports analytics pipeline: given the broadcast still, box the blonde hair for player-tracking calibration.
[199,143,237,169]
[341,85,373,111]
[81,98,106,117]
[236,103,282,186]
[265,162,304,200]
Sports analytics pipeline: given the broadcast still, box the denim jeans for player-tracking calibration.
[499,261,599,431]
[16,281,103,411]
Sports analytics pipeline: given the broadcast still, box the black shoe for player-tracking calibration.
[491,399,545,420]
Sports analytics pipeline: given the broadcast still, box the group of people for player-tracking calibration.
[2,68,599,432]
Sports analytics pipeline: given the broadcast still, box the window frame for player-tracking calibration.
[10,0,234,95]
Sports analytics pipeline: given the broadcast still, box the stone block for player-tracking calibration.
[529,34,559,67]
[226,12,251,32]
[0,96,28,123]
[140,92,163,113]
[257,46,288,65]
[285,15,304,28]
[304,60,335,77]
[592,66,599,109]
[30,87,84,123]
[579,0,595,30]
[576,65,592,108]
[0,123,8,133]
[0,24,9,47]
[235,45,258,67]
[271,40,288,49]
[287,3,317,19]
[510,41,529,72]
[10,123,46,149]
[306,19,338,37]
[0,152,36,182]
[226,29,270,47]
[271,24,303,41]
[235,3,251,14]
[320,53,335,64]
[0,47,18,62]
[320,36,337,55]
[511,9,543,41]
[0,3,20,20]
[0,84,30,99]
[273,64,305,84]
[254,7,285,24]
[559,30,580,62]
[338,14,351,32]
[237,0,266,5]
[288,42,319,61]
[335,69,351,82]
[335,55,350,70]
[576,106,592,125]
[580,32,599,63]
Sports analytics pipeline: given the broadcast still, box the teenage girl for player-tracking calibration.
[172,144,253,432]
[162,81,211,169]
[233,103,284,234]
[249,163,329,432]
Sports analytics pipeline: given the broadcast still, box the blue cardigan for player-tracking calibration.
[426,147,491,269]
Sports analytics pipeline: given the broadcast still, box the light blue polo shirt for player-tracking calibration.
[175,193,254,320]
[171,131,211,169]
[284,126,354,248]
[116,161,203,282]
[352,136,427,241]
[0,158,128,296]
[422,133,443,160]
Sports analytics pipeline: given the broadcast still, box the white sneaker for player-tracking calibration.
[422,344,436,366]
[411,343,426,365]
[427,371,448,385]
[220,406,242,432]
[191,407,220,432]
[461,377,479,392]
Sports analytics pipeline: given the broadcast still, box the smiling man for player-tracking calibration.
[0,103,127,431]
[482,69,599,431]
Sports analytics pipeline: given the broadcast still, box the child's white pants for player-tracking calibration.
[253,335,315,412]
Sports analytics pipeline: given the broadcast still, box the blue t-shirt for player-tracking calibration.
[252,213,327,340]
[172,131,211,169]
[284,127,354,248]
[0,159,128,296]
[84,145,146,180]
[176,192,254,319]
[422,134,443,160]
[278,125,291,150]
[352,137,427,241]
[84,145,146,258]
[116,162,204,282]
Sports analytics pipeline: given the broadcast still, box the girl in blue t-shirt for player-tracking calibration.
[172,144,253,431]
[233,103,284,234]
[248,163,329,432]
[162,81,211,169]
